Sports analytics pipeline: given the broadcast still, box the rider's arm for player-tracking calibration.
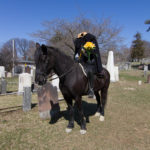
[74,38,81,60]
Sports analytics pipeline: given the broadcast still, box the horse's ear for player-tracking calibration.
[36,43,40,49]
[41,44,47,55]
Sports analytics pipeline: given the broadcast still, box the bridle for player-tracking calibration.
[46,65,75,81]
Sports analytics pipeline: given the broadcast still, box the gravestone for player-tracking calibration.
[106,51,115,82]
[30,66,36,92]
[124,64,129,70]
[18,73,32,93]
[0,66,5,78]
[0,78,7,94]
[23,87,31,112]
[30,66,36,83]
[147,74,150,84]
[7,72,12,78]
[114,66,119,81]
[144,65,148,77]
[138,80,142,85]
[52,74,60,91]
[37,83,60,119]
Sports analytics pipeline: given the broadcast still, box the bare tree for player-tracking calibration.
[0,38,36,71]
[27,41,36,60]
[15,38,35,60]
[0,39,16,71]
[31,17,122,58]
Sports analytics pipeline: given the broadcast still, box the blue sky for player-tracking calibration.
[0,0,149,47]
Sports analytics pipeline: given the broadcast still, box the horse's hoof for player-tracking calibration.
[99,115,105,121]
[95,112,100,117]
[65,128,72,133]
[80,129,87,135]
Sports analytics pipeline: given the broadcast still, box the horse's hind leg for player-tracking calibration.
[94,91,102,117]
[100,88,108,121]
[65,98,74,133]
[75,96,86,134]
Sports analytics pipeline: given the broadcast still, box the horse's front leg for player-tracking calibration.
[99,88,108,122]
[76,96,86,134]
[65,98,74,133]
[94,91,102,117]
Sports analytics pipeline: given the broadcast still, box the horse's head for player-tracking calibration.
[34,43,54,85]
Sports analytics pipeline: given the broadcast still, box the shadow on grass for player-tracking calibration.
[49,100,97,127]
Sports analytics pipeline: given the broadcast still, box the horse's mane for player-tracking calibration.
[46,46,74,66]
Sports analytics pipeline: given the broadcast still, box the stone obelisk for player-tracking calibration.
[106,51,115,82]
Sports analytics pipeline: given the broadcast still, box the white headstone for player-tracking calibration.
[18,73,32,93]
[138,80,142,85]
[0,66,5,78]
[7,72,12,78]
[106,51,115,82]
[114,66,119,81]
[30,66,36,83]
[144,65,148,71]
[52,75,60,91]
[144,65,148,77]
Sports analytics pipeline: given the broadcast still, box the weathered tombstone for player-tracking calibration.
[106,51,115,82]
[21,73,32,111]
[0,78,7,94]
[30,66,36,92]
[30,66,36,83]
[128,62,131,70]
[0,66,5,78]
[52,74,60,91]
[23,87,31,112]
[7,72,12,78]
[18,73,32,93]
[138,80,142,85]
[144,65,148,77]
[37,83,60,119]
[147,74,150,84]
[114,66,119,81]
[124,64,128,70]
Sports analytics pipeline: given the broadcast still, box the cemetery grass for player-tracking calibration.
[0,70,150,150]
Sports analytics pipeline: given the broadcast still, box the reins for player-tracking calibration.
[48,65,74,81]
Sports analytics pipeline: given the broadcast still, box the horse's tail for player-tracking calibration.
[103,68,110,89]
[101,68,110,107]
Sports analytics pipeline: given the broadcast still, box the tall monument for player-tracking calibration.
[106,51,115,82]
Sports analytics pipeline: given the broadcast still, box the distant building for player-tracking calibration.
[15,60,35,74]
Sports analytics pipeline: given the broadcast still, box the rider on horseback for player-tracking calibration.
[74,32,104,97]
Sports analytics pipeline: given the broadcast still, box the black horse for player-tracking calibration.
[34,43,110,134]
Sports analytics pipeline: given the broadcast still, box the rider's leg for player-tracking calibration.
[95,52,104,78]
[87,71,94,98]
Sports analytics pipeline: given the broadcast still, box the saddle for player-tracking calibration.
[79,63,104,78]
[79,63,104,96]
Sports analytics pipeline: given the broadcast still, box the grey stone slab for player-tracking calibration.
[23,87,31,112]
[37,82,60,119]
